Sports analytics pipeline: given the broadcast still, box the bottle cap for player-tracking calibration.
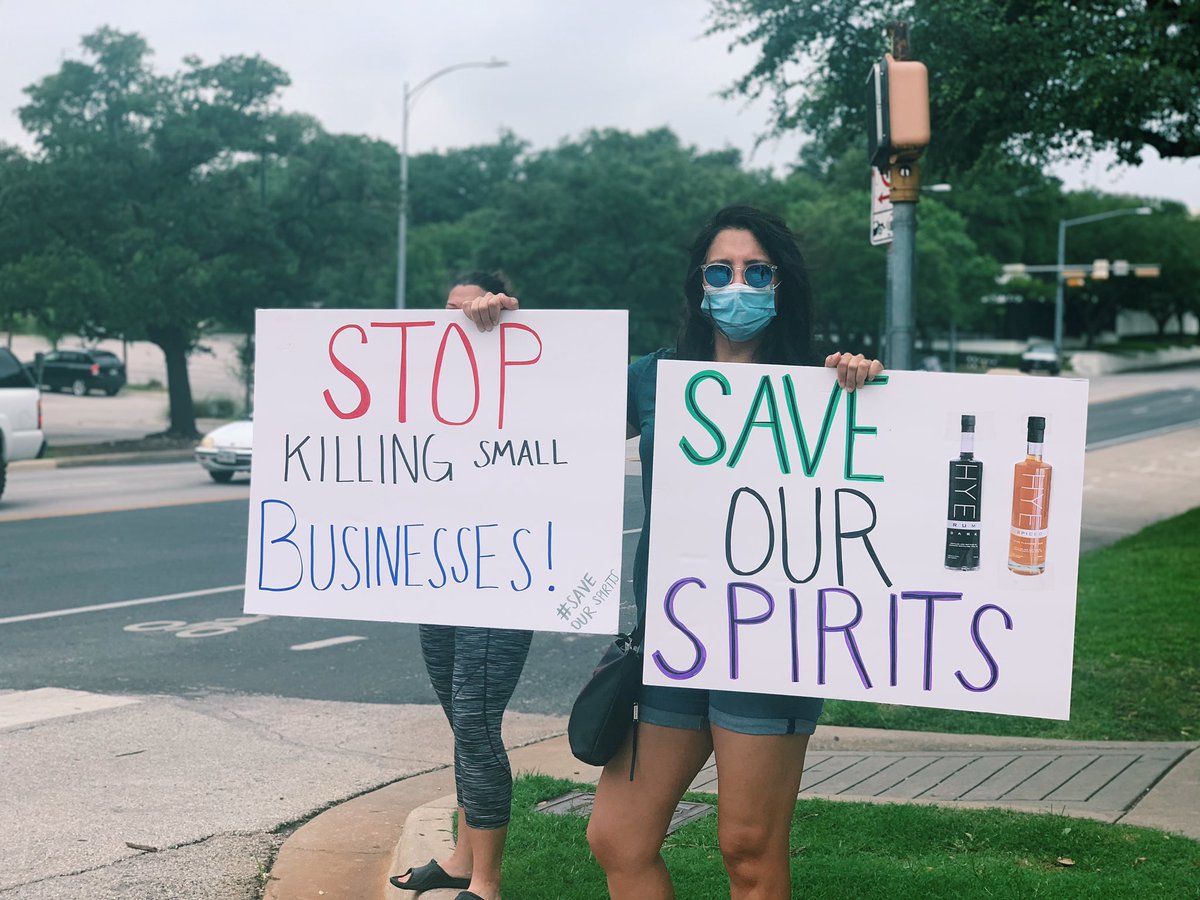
[1027,415,1046,443]
[961,414,975,432]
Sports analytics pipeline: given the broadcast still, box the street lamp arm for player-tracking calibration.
[1052,205,1153,354]
[1061,206,1153,229]
[396,58,509,310]
[407,59,508,110]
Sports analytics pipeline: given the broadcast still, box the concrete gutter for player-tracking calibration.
[12,449,195,470]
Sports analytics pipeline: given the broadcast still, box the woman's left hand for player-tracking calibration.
[825,352,884,392]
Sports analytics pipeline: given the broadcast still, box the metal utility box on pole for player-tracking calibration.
[866,23,930,371]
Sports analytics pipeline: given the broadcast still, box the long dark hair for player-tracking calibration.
[676,205,813,366]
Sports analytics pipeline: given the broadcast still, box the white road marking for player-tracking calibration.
[290,636,367,651]
[0,584,244,626]
[0,688,140,729]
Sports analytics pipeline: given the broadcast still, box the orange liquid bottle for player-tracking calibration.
[1008,416,1052,575]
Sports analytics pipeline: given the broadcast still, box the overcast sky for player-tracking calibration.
[3,0,1199,218]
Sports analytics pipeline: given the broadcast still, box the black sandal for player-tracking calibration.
[388,859,471,892]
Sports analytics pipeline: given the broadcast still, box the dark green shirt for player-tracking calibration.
[626,348,674,616]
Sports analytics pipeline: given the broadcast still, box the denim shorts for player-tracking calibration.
[639,684,823,736]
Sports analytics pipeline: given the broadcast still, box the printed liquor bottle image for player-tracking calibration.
[1008,415,1052,575]
[944,414,983,571]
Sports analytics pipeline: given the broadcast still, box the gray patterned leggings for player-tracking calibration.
[418,624,534,829]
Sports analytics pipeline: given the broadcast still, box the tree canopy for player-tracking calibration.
[2,26,1194,430]
[708,0,1200,171]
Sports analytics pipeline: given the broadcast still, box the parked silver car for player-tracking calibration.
[194,419,252,483]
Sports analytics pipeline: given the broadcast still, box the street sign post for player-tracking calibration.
[871,167,893,246]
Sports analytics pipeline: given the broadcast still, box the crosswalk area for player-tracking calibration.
[0,687,140,730]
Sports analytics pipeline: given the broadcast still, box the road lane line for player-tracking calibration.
[290,636,367,651]
[0,584,245,626]
[0,494,248,524]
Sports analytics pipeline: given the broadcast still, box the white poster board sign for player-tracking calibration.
[244,309,628,634]
[643,361,1088,719]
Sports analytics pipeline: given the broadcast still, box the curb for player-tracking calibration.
[12,449,195,470]
[266,734,592,900]
[391,797,462,900]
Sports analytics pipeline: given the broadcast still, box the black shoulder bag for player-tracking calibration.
[567,623,643,777]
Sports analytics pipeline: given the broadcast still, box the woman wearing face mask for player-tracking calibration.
[584,205,883,899]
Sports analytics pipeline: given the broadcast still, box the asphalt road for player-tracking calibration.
[1085,386,1200,448]
[0,466,644,715]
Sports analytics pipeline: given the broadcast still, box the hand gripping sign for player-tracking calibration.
[642,361,1088,720]
[245,309,628,634]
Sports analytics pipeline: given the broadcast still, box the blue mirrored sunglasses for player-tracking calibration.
[701,262,778,289]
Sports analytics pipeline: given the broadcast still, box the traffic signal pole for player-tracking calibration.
[867,23,928,371]
[887,163,920,371]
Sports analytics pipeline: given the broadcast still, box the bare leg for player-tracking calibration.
[459,821,507,900]
[587,724,714,900]
[439,805,473,878]
[710,726,811,900]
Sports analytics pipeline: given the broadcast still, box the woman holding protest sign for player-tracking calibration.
[453,207,881,898]
[387,273,526,900]
[584,205,883,900]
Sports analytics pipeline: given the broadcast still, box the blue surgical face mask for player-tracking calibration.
[701,284,777,343]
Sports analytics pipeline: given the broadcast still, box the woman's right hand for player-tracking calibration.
[461,292,519,332]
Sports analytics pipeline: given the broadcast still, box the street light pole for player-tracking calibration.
[396,59,508,309]
[1053,206,1152,354]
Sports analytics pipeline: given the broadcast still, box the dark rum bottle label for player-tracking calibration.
[945,459,983,569]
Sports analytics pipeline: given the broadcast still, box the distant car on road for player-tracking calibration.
[32,349,127,396]
[1019,341,1061,376]
[195,418,252,483]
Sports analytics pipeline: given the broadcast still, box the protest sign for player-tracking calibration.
[642,361,1088,719]
[244,308,628,634]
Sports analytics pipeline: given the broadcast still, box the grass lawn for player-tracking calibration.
[503,776,1200,899]
[818,508,1200,741]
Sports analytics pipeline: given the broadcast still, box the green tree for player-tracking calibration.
[1059,197,1199,344]
[408,131,527,227]
[1127,214,1200,336]
[709,0,1200,170]
[779,161,998,351]
[459,128,770,352]
[13,28,290,436]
